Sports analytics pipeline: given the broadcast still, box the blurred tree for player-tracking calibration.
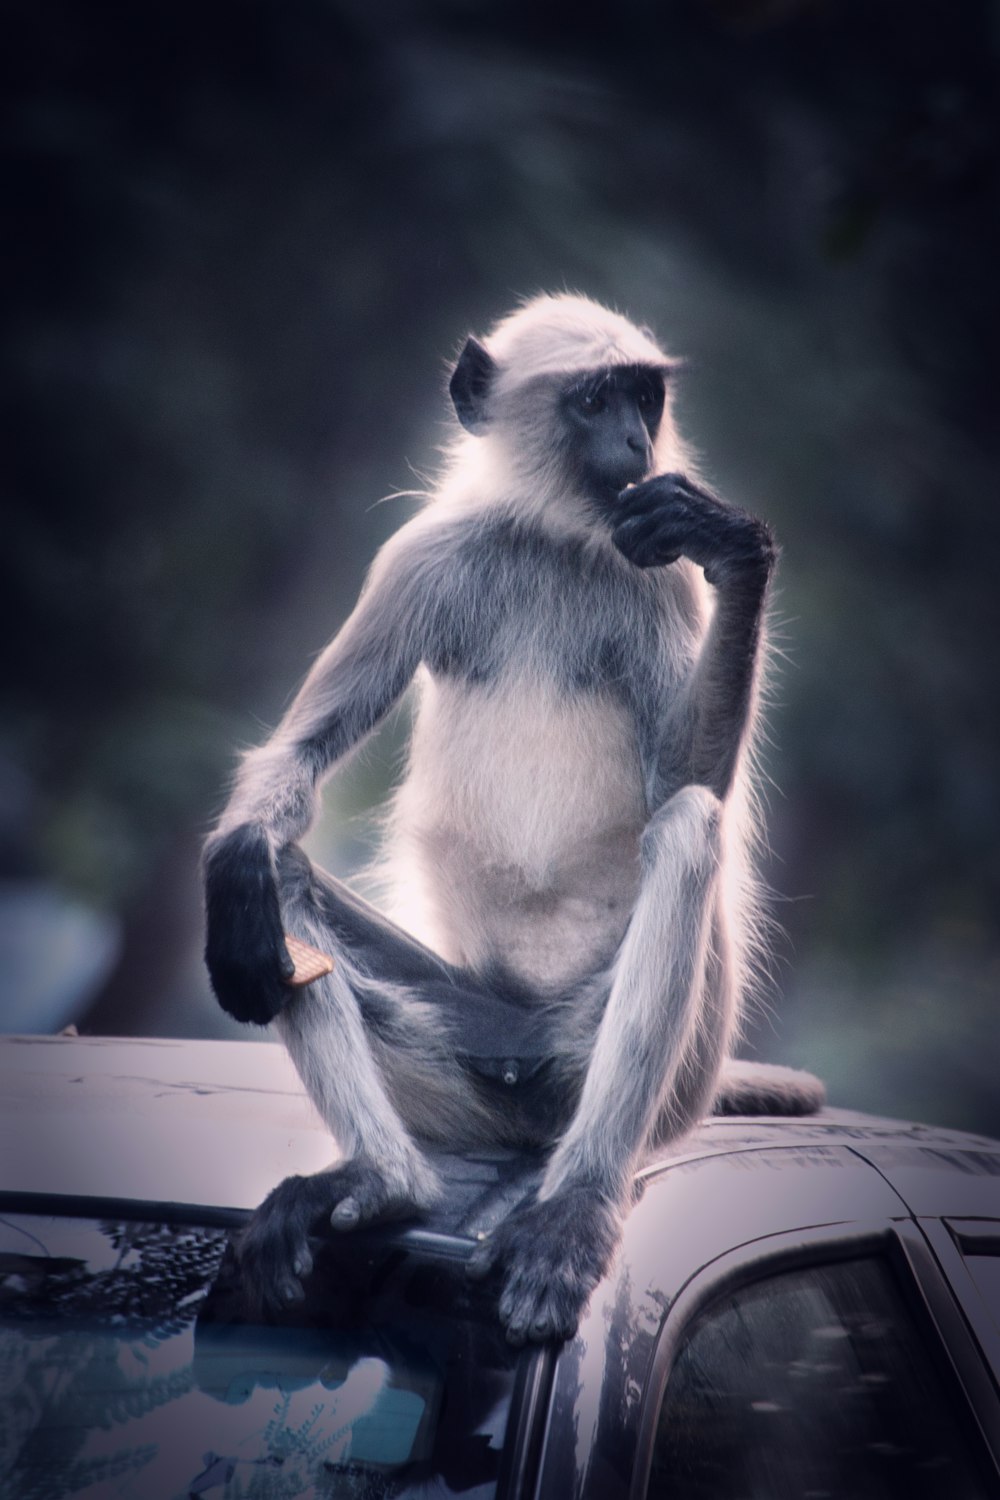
[2,0,997,1126]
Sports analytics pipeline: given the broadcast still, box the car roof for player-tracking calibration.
[2,1034,998,1234]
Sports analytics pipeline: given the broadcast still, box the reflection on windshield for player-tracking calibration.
[0,1216,518,1499]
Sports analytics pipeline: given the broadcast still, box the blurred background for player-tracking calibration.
[3,0,998,1134]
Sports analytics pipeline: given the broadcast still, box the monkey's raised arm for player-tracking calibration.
[612,471,775,802]
[683,545,773,799]
[203,524,440,1024]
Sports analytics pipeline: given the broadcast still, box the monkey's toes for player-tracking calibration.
[236,1214,312,1315]
[275,1272,305,1305]
[499,1271,582,1346]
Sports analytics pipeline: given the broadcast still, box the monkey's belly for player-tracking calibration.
[422,826,642,990]
[388,676,648,990]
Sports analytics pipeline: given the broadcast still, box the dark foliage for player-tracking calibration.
[2,0,997,1127]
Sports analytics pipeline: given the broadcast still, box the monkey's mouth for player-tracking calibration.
[605,460,650,496]
[615,471,652,502]
[617,453,654,490]
[581,459,652,525]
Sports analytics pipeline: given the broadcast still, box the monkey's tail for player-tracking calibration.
[712,1058,826,1117]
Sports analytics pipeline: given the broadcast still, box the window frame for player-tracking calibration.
[628,1220,1000,1499]
[923,1217,1000,1367]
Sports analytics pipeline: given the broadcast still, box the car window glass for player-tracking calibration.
[0,1215,518,1500]
[647,1256,991,1500]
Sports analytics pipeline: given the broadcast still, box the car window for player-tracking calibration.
[0,1214,519,1500]
[646,1256,992,1500]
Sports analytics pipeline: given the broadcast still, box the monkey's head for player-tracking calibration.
[449,294,685,527]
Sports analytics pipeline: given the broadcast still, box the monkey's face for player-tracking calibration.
[560,366,666,520]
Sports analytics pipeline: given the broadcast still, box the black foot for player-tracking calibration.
[467,1186,620,1345]
[236,1160,422,1315]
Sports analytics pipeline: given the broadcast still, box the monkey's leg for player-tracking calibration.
[470,785,724,1343]
[541,784,725,1193]
[235,878,438,1311]
[651,881,825,1123]
[650,956,825,1126]
[648,893,736,1145]
[238,846,538,1313]
[279,846,552,1089]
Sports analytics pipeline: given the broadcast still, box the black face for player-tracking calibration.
[560,365,666,517]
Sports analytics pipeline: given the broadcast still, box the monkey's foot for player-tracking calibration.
[235,1160,425,1316]
[467,1187,621,1345]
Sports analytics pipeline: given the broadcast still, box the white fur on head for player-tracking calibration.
[436,294,689,531]
[485,293,674,392]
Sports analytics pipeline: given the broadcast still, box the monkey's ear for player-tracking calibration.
[450,336,498,435]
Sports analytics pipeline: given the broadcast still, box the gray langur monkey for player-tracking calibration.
[203,293,823,1344]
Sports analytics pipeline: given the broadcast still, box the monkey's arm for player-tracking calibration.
[203,529,438,1024]
[611,472,775,800]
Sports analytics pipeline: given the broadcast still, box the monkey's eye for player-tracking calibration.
[576,389,605,416]
[637,380,663,411]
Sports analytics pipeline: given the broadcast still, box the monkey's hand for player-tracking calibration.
[612,473,775,587]
[467,1186,621,1345]
[203,822,295,1025]
[236,1160,430,1317]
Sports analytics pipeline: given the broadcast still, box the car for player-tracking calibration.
[1,1033,998,1499]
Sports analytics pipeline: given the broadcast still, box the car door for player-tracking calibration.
[635,1225,1000,1499]
[529,1140,1000,1500]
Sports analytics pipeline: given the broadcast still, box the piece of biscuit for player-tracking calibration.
[284,934,335,987]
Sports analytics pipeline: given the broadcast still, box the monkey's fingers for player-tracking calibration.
[612,512,687,568]
[283,934,335,987]
[616,473,719,519]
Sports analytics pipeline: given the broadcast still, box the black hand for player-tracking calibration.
[203,823,295,1025]
[612,473,774,585]
[235,1162,422,1316]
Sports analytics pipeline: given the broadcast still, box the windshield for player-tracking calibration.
[0,1214,520,1499]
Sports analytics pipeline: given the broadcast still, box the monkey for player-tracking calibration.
[202,293,824,1345]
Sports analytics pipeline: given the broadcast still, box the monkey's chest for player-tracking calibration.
[393,670,650,985]
[403,672,647,874]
